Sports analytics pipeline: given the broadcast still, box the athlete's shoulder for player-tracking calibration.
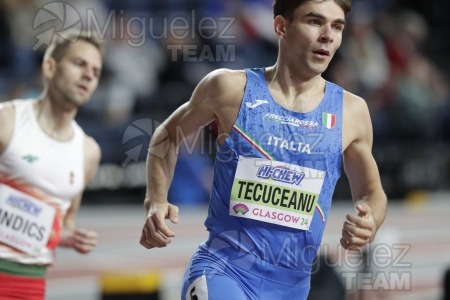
[0,100,17,113]
[205,68,246,83]
[200,68,246,95]
[342,90,372,148]
[0,100,17,155]
[342,90,369,117]
[191,68,247,112]
[0,101,16,130]
[82,135,101,184]
[83,135,101,164]
[76,118,99,159]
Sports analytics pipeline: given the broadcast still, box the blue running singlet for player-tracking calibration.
[182,68,344,300]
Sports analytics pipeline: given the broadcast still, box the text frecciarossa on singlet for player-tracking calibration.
[0,100,85,265]
[204,68,343,272]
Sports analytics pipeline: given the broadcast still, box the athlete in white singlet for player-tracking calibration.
[0,31,104,300]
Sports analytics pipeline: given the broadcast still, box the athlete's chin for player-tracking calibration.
[308,63,330,75]
[66,94,90,108]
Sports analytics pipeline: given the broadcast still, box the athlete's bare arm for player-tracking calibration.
[0,102,15,156]
[341,92,387,250]
[59,136,101,254]
[140,69,246,249]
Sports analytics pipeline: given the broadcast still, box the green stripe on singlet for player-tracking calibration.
[0,258,47,278]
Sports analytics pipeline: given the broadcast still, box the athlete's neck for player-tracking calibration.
[265,64,326,112]
[33,98,76,142]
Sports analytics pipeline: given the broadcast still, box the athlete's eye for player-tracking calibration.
[332,24,344,31]
[73,59,84,66]
[307,19,322,26]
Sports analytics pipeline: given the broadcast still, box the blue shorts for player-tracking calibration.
[181,244,311,300]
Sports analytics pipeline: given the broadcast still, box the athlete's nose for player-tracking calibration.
[82,66,94,82]
[319,24,334,43]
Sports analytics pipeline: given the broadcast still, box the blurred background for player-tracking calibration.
[0,0,449,299]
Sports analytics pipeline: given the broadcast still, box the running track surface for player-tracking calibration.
[46,198,450,300]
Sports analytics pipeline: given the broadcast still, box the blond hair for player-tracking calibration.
[44,30,105,61]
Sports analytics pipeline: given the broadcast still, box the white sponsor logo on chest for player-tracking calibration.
[264,113,319,129]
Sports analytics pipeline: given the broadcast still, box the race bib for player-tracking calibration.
[229,156,325,230]
[0,184,56,256]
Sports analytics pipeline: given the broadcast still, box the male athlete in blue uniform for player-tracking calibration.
[140,0,387,299]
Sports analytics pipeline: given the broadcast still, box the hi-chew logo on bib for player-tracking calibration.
[0,184,56,256]
[230,156,325,230]
[256,165,305,185]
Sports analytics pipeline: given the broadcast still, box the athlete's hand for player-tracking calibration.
[340,201,376,251]
[140,201,179,249]
[61,228,98,254]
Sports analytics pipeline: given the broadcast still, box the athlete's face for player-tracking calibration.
[276,0,346,76]
[46,40,102,107]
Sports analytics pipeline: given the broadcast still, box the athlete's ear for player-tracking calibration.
[42,57,57,80]
[274,15,287,39]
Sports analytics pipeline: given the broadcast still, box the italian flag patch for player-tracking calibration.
[322,112,336,129]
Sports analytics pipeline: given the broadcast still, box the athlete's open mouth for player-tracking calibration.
[313,49,330,56]
[77,84,88,92]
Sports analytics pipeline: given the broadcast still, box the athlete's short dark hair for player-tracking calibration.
[273,0,352,22]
